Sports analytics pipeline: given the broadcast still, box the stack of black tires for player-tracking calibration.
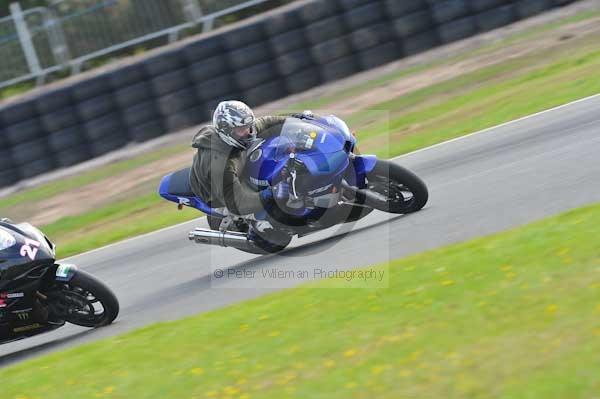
[0,0,578,189]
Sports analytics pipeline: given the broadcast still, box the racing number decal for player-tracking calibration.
[20,238,41,260]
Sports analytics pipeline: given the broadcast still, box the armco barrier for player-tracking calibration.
[0,0,580,188]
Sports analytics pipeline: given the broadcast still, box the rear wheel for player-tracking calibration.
[51,270,119,328]
[364,160,428,214]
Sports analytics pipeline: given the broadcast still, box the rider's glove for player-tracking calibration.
[291,110,314,120]
[259,181,290,204]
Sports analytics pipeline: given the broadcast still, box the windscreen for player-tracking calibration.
[0,227,16,251]
[274,118,344,161]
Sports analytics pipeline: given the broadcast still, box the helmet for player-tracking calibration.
[212,100,256,149]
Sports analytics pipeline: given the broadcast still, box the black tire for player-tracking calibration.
[188,55,226,83]
[89,135,127,157]
[310,36,352,65]
[393,10,434,38]
[384,0,428,18]
[18,157,56,179]
[71,74,111,101]
[515,0,550,19]
[122,100,159,127]
[284,67,322,94]
[430,0,470,25]
[264,8,303,35]
[227,42,272,70]
[54,145,92,168]
[357,41,401,71]
[195,74,237,101]
[11,138,48,165]
[221,21,266,50]
[241,80,287,106]
[143,50,186,77]
[113,81,153,108]
[0,102,38,125]
[4,119,44,146]
[35,87,72,114]
[182,36,224,63]
[268,28,307,56]
[0,168,20,188]
[338,0,378,11]
[437,16,476,44]
[343,2,385,30]
[275,49,314,76]
[48,127,85,151]
[468,0,505,12]
[165,105,205,132]
[157,87,198,115]
[77,94,115,121]
[298,1,339,24]
[475,5,515,33]
[400,30,440,56]
[350,22,393,52]
[128,119,165,142]
[41,106,80,132]
[319,55,358,82]
[150,68,190,97]
[363,160,428,214]
[304,16,346,44]
[61,269,119,328]
[108,64,147,88]
[83,113,124,142]
[0,150,15,169]
[234,62,276,91]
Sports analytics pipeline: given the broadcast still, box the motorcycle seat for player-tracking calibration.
[166,167,196,197]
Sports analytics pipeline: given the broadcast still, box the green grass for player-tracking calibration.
[357,43,600,158]
[2,201,599,398]
[45,193,201,259]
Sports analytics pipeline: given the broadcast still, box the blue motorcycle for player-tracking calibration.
[159,115,428,254]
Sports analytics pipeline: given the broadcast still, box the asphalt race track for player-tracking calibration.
[2,94,600,367]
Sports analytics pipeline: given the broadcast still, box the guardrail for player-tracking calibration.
[0,0,276,90]
[0,0,580,189]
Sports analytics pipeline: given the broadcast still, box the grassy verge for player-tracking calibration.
[46,193,201,259]
[2,201,599,398]
[2,11,600,258]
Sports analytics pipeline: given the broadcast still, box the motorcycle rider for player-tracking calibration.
[189,100,292,218]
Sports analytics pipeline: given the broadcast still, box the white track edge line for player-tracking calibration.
[62,92,600,261]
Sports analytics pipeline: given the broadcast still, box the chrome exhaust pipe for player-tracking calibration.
[188,228,258,251]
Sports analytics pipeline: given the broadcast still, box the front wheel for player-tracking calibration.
[363,160,428,214]
[51,270,119,328]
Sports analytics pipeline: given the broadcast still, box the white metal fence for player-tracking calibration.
[0,0,277,90]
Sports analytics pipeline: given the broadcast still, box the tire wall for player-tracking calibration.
[0,0,578,188]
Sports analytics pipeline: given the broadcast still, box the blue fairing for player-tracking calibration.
[158,172,224,217]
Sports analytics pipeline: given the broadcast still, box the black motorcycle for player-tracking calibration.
[0,219,119,344]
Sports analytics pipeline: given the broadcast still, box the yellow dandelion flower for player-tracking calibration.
[595,304,600,313]
[557,248,570,256]
[441,280,455,286]
[206,391,218,398]
[191,367,204,375]
[371,365,385,375]
[104,386,115,394]
[594,328,600,336]
[239,324,249,331]
[268,331,280,337]
[258,315,269,320]
[399,369,412,377]
[223,386,239,395]
[236,378,248,385]
[546,304,558,314]
[344,349,358,358]
[288,345,301,354]
[240,394,251,399]
[323,359,336,368]
[345,382,358,389]
[505,272,516,279]
[500,265,512,271]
